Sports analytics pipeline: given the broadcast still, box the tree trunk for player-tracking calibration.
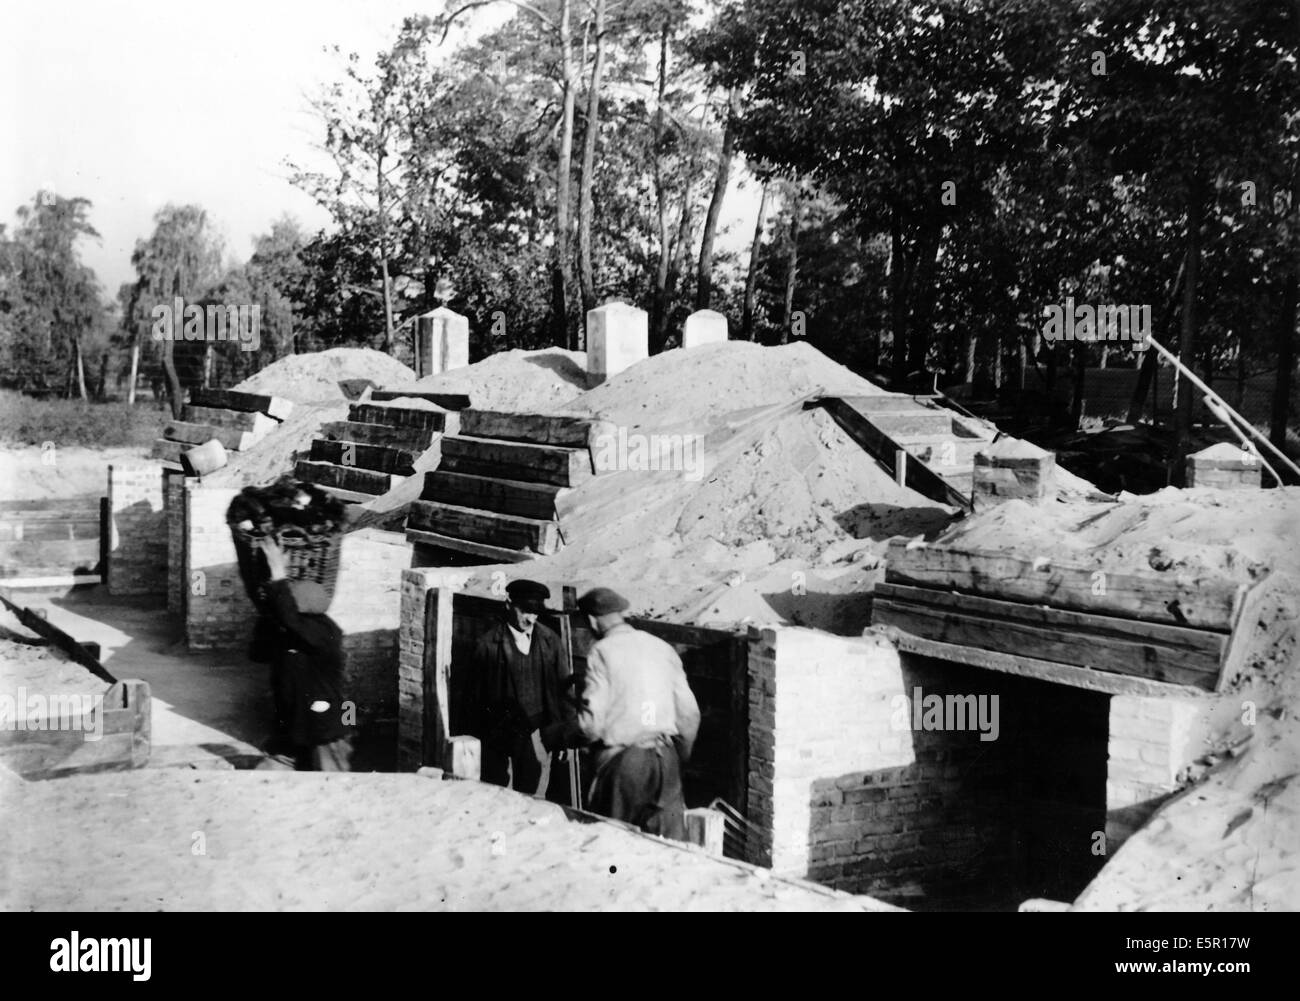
[650,25,671,347]
[993,332,1002,391]
[779,193,798,344]
[162,275,184,419]
[73,336,88,401]
[695,87,739,311]
[889,208,908,384]
[1173,180,1205,483]
[742,181,771,342]
[1234,329,1248,409]
[553,0,577,349]
[656,188,695,352]
[963,330,976,385]
[203,344,214,389]
[1070,337,1087,427]
[380,256,395,353]
[906,221,942,379]
[1270,263,1297,472]
[127,335,140,406]
[577,0,606,317]
[1127,254,1186,423]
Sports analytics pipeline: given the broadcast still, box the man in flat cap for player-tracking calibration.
[569,586,701,840]
[469,579,575,803]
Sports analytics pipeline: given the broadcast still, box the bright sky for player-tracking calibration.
[2,0,760,306]
[0,0,496,300]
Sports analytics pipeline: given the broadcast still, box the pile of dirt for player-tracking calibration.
[394,348,589,412]
[568,341,887,428]
[233,348,416,403]
[936,487,1300,584]
[206,401,349,489]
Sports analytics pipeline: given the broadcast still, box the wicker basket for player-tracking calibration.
[227,480,344,610]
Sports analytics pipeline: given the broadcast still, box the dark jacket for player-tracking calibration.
[470,620,576,752]
[265,579,347,747]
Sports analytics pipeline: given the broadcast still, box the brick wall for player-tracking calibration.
[749,627,1115,909]
[165,471,189,615]
[107,463,167,595]
[1105,692,1213,850]
[184,483,250,649]
[398,567,438,770]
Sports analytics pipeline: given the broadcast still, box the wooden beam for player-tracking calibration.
[370,389,471,410]
[293,460,397,495]
[423,586,454,768]
[309,439,419,475]
[188,388,294,421]
[319,420,437,450]
[441,434,593,487]
[183,405,278,435]
[407,500,560,555]
[349,402,448,431]
[1218,573,1284,692]
[872,583,1225,689]
[458,409,603,447]
[884,539,1242,631]
[0,591,115,682]
[405,528,536,563]
[163,420,261,450]
[887,632,1205,697]
[817,397,971,510]
[421,470,563,521]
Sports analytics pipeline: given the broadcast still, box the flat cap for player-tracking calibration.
[506,579,551,611]
[576,587,630,616]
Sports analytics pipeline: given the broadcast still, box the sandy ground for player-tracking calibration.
[0,767,895,912]
[0,445,149,503]
[406,347,589,412]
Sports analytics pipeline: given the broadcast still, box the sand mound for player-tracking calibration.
[938,487,1300,584]
[398,348,589,412]
[234,348,416,403]
[207,401,349,488]
[568,341,886,427]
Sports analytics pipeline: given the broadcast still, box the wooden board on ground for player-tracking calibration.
[406,528,535,564]
[370,389,471,410]
[163,420,261,451]
[188,388,294,421]
[421,469,564,521]
[884,538,1244,632]
[407,499,560,555]
[441,435,593,487]
[0,592,116,683]
[818,397,971,510]
[309,439,419,475]
[349,403,449,432]
[0,679,151,779]
[320,420,437,450]
[458,410,606,448]
[1217,573,1286,692]
[183,406,278,435]
[871,582,1226,690]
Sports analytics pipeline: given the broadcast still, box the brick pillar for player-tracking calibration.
[585,301,648,386]
[973,437,1056,511]
[398,568,435,770]
[1105,692,1212,851]
[165,471,191,615]
[1185,442,1262,489]
[107,463,166,595]
[184,483,251,649]
[414,307,470,378]
[682,308,728,349]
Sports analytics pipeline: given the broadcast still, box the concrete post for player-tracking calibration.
[682,308,728,349]
[586,301,648,386]
[415,307,470,378]
[1186,442,1261,490]
[973,437,1056,511]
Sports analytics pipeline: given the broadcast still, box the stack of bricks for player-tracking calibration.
[107,463,167,596]
[972,437,1056,511]
[747,627,1015,905]
[165,471,189,614]
[1185,442,1262,490]
[1105,692,1212,851]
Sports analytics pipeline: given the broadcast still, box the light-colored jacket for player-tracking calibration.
[578,623,701,759]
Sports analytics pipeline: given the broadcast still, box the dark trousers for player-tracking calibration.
[481,735,573,805]
[589,742,686,841]
[294,736,353,772]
